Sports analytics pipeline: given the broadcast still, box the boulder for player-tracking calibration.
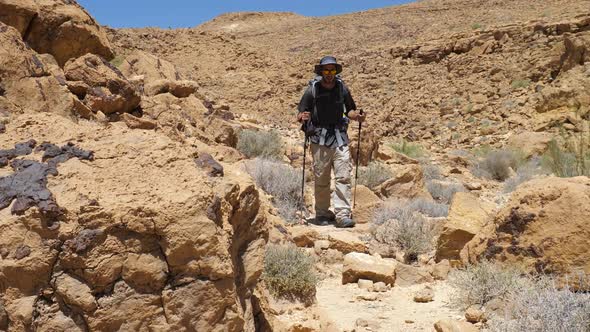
[465,177,590,290]
[290,226,320,247]
[122,113,157,130]
[64,53,141,114]
[507,131,553,158]
[145,79,199,98]
[0,0,113,66]
[328,232,368,254]
[436,192,494,262]
[122,253,168,293]
[414,286,434,302]
[375,164,431,199]
[342,252,396,285]
[351,185,382,224]
[395,263,434,287]
[53,273,97,312]
[465,306,485,323]
[432,259,451,280]
[434,319,478,332]
[119,50,180,82]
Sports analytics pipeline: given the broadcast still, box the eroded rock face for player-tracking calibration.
[0,113,271,331]
[0,0,114,66]
[119,50,180,82]
[465,177,590,290]
[64,53,141,114]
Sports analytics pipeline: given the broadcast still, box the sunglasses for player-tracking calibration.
[322,69,338,75]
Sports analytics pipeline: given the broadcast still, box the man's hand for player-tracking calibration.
[349,110,366,123]
[298,111,311,123]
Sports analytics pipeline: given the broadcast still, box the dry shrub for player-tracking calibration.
[237,129,282,159]
[426,181,466,204]
[503,157,544,193]
[449,260,526,309]
[471,149,524,181]
[371,199,437,261]
[245,158,303,222]
[486,274,590,332]
[542,139,590,178]
[263,244,317,302]
[357,162,393,188]
[421,161,443,181]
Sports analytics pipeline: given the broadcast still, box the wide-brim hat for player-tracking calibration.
[314,55,343,75]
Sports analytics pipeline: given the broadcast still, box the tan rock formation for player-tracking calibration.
[375,164,431,199]
[0,0,113,66]
[436,192,494,262]
[352,185,382,224]
[64,53,140,114]
[120,50,180,82]
[434,319,478,332]
[465,177,590,290]
[395,263,434,287]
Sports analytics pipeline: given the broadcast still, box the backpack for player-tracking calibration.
[302,76,348,136]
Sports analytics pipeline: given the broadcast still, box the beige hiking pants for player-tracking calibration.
[311,143,352,221]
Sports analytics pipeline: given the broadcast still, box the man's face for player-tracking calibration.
[321,64,337,83]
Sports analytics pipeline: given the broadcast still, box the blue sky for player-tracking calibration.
[78,0,414,28]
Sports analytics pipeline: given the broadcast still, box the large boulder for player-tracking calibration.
[0,0,114,66]
[465,177,590,290]
[342,252,397,285]
[375,164,431,199]
[436,192,494,263]
[0,112,271,331]
[64,54,141,114]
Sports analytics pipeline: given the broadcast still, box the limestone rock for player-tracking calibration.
[434,319,478,332]
[351,185,382,224]
[342,252,396,285]
[290,226,320,247]
[414,286,434,302]
[122,253,168,293]
[328,232,368,254]
[145,79,199,98]
[507,131,553,158]
[54,273,97,312]
[358,279,374,290]
[436,192,494,262]
[395,263,434,287]
[64,53,140,114]
[194,153,224,177]
[465,177,590,290]
[122,113,157,130]
[373,281,389,292]
[465,306,485,323]
[375,164,431,199]
[120,50,180,82]
[0,0,113,66]
[432,259,451,280]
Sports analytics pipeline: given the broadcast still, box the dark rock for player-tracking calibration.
[195,153,224,177]
[207,196,222,225]
[63,229,104,253]
[14,244,31,260]
[0,300,7,330]
[0,123,5,134]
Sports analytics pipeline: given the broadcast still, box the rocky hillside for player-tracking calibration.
[1,0,590,331]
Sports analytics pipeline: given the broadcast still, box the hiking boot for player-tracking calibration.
[314,211,336,225]
[335,217,355,228]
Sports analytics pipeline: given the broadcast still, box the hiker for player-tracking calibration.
[297,55,366,228]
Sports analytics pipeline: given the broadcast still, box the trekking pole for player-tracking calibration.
[353,109,364,209]
[300,125,309,223]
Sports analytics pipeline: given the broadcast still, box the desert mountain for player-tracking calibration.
[1,0,590,331]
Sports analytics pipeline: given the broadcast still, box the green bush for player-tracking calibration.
[237,129,282,159]
[389,139,426,159]
[245,158,303,222]
[263,244,317,301]
[358,162,393,188]
[511,79,531,90]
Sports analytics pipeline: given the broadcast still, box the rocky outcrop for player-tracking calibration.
[436,192,494,263]
[0,0,113,66]
[465,177,590,290]
[0,113,271,331]
[120,50,180,82]
[375,164,431,199]
[64,53,141,115]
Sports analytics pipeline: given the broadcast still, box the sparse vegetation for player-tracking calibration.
[471,148,525,181]
[510,78,531,89]
[426,181,467,204]
[486,283,590,332]
[357,162,393,188]
[542,139,590,178]
[389,139,426,159]
[472,23,484,30]
[109,55,125,68]
[503,157,544,193]
[245,158,303,222]
[421,161,443,181]
[263,244,317,301]
[449,260,526,309]
[371,199,438,260]
[237,129,283,159]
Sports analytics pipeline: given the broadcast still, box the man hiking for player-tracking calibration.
[297,56,366,228]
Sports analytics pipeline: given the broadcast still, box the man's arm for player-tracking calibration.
[343,85,366,123]
[297,87,314,123]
